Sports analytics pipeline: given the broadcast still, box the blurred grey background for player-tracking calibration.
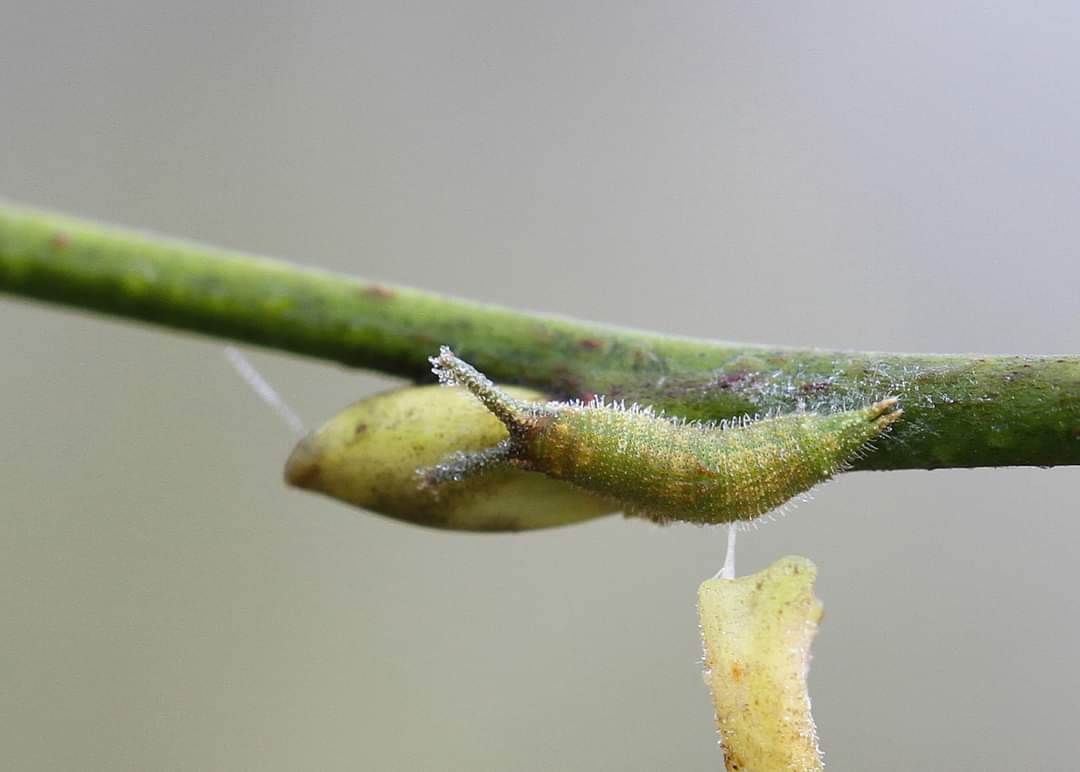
[2,2,1079,770]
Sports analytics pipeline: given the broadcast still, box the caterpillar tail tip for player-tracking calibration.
[865,397,903,428]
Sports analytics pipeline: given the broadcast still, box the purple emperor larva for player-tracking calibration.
[421,347,902,525]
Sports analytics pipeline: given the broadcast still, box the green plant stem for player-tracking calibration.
[1,201,1078,471]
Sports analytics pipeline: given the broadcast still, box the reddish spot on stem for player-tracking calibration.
[363,285,396,300]
[549,366,582,398]
[49,233,70,250]
[715,371,751,389]
[579,338,603,350]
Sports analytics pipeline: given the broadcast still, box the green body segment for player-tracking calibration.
[523,402,900,524]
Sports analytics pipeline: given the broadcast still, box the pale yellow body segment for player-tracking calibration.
[699,556,824,772]
[285,385,614,531]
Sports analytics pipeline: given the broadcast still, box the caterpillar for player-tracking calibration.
[422,347,903,525]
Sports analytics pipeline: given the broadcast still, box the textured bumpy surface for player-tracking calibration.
[527,397,901,523]
[699,556,824,772]
[426,347,902,524]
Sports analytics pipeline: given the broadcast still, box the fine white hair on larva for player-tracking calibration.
[421,347,903,528]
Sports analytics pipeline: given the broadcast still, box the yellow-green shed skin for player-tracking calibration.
[699,556,824,772]
[284,385,614,531]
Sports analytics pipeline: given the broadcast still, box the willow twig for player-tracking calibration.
[2,201,1077,471]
